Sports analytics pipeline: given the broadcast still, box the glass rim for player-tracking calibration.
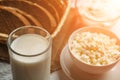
[7,26,52,57]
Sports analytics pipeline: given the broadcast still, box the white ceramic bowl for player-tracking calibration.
[68,26,120,74]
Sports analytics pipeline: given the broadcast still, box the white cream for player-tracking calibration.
[77,0,120,27]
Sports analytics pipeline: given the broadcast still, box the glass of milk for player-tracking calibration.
[7,26,52,80]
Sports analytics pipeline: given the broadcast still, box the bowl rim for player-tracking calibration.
[68,26,120,67]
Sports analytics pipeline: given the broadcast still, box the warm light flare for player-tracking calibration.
[76,0,120,27]
[77,0,120,21]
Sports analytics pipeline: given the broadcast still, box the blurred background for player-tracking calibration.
[0,0,120,73]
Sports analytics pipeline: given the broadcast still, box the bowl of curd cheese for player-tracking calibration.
[68,26,120,74]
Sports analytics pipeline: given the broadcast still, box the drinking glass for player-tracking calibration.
[7,26,52,80]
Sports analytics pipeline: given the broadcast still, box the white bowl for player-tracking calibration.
[68,26,120,74]
[60,44,120,80]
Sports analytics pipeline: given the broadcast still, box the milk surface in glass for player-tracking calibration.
[10,34,51,80]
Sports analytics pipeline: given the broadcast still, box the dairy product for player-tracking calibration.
[77,0,120,27]
[70,32,120,66]
[9,34,51,80]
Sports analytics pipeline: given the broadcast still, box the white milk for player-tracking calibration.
[9,34,51,80]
